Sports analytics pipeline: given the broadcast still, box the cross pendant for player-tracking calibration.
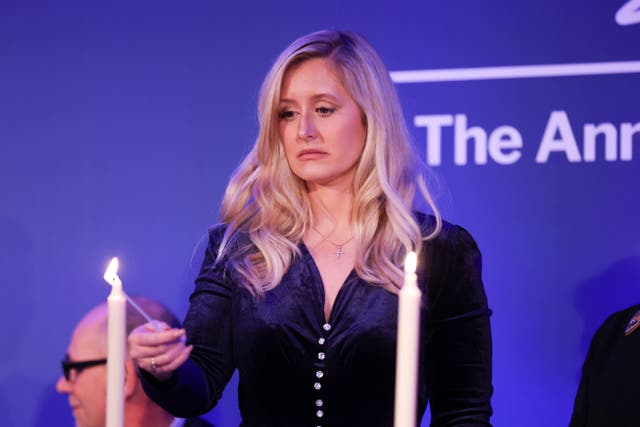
[335,245,344,259]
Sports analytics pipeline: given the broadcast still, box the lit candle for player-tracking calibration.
[103,257,125,427]
[104,259,159,328]
[394,251,421,427]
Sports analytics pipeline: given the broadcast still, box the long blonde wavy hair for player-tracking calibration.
[217,30,441,294]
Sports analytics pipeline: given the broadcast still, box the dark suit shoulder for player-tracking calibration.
[601,304,640,332]
[589,304,640,359]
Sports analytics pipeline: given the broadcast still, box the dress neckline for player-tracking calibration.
[299,241,357,323]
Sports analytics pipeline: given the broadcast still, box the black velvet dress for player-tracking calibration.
[141,214,493,426]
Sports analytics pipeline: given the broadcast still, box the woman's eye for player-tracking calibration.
[278,110,296,121]
[316,106,336,117]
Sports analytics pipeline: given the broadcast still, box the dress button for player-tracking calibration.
[314,382,322,390]
[323,323,331,331]
[316,399,323,407]
[316,410,324,417]
[318,352,325,360]
[318,337,325,345]
[316,370,324,378]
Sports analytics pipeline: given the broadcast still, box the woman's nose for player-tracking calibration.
[298,113,317,141]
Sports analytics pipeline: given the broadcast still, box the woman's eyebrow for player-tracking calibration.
[279,93,340,104]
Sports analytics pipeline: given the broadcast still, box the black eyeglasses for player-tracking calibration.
[61,355,107,380]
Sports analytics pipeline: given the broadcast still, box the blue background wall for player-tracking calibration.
[1,1,638,426]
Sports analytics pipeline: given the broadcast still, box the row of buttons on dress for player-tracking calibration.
[313,322,331,426]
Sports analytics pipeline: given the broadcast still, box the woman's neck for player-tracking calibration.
[307,184,354,234]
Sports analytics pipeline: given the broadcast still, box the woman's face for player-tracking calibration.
[278,58,366,190]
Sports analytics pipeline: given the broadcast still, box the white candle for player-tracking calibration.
[394,251,421,427]
[103,257,125,427]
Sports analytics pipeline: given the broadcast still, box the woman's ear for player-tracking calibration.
[124,358,139,399]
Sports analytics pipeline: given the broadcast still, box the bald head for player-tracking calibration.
[70,305,111,359]
[124,296,181,334]
[58,297,181,427]
[72,296,181,351]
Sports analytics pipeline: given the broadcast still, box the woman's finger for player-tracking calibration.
[128,328,186,359]
[146,339,189,368]
[145,320,170,332]
[156,345,193,373]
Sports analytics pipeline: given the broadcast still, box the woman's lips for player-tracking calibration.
[297,150,329,160]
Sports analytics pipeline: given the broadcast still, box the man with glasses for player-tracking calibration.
[56,296,215,427]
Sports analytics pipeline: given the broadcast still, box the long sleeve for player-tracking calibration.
[140,226,236,417]
[422,224,493,426]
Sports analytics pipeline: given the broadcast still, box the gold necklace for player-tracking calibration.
[312,225,354,260]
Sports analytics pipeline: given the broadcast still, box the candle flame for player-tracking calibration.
[104,257,120,286]
[404,251,417,274]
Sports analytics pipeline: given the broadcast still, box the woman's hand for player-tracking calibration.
[128,321,193,381]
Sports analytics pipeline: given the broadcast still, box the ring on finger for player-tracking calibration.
[151,357,157,371]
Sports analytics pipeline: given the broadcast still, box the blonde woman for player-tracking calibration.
[129,30,493,426]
